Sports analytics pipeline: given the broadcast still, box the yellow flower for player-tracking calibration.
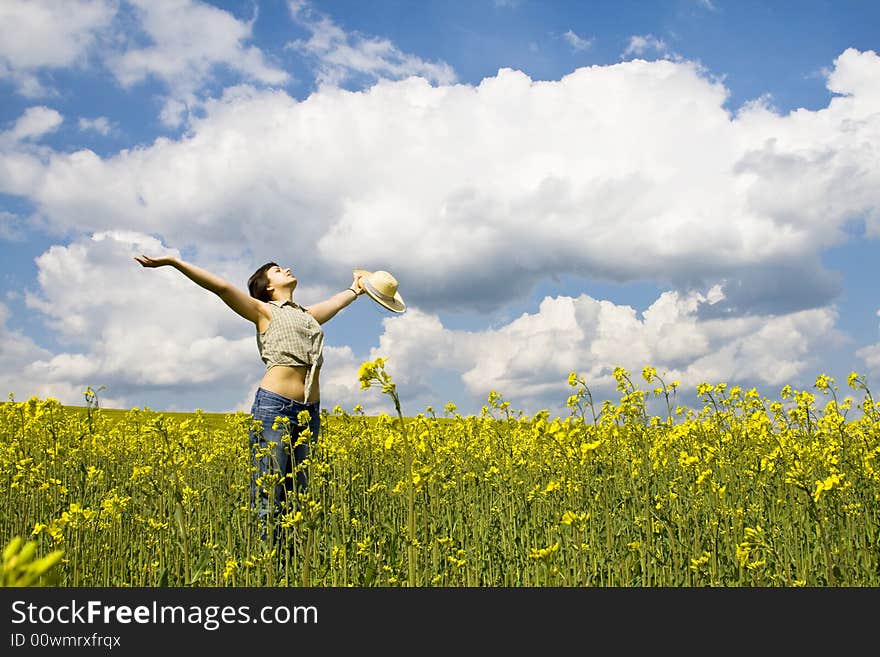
[528,542,560,561]
[560,511,588,526]
[222,559,238,580]
[813,473,844,502]
[580,439,601,454]
[543,480,560,494]
[814,374,834,393]
[357,357,387,389]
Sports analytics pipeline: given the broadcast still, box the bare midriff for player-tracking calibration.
[260,364,321,403]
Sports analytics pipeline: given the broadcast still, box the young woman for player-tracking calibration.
[134,254,364,536]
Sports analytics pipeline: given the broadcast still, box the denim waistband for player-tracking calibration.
[254,387,320,409]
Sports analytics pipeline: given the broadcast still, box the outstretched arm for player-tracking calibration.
[307,273,365,325]
[134,255,264,324]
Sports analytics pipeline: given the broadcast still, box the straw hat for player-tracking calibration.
[353,269,406,313]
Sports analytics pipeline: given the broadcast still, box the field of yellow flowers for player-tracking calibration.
[2,360,878,587]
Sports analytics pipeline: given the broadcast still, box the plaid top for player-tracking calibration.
[256,300,324,402]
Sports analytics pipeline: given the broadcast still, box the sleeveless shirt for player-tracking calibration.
[256,300,324,402]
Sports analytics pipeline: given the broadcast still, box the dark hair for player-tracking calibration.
[247,262,278,301]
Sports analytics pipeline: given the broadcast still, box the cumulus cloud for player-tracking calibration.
[1,106,63,144]
[0,0,116,97]
[20,231,262,410]
[0,107,63,197]
[857,343,880,374]
[2,50,878,318]
[0,299,56,401]
[361,291,842,416]
[109,0,289,127]
[1,1,290,127]
[286,0,456,88]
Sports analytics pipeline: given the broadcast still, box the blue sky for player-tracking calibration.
[1,0,878,417]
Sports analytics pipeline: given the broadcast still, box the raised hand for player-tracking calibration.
[134,255,176,268]
[351,273,365,294]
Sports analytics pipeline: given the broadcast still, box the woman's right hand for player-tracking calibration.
[351,274,366,295]
[134,254,176,268]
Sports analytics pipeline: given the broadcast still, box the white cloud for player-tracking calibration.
[287,0,456,87]
[0,0,116,97]
[355,289,842,416]
[563,30,593,52]
[623,34,671,59]
[20,231,260,410]
[1,1,292,126]
[112,0,288,88]
[78,116,115,136]
[3,51,877,317]
[1,106,63,144]
[0,299,56,402]
[856,309,880,377]
[0,211,26,241]
[109,0,289,127]
[826,48,880,104]
[856,343,880,375]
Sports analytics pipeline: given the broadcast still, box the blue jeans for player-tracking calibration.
[249,387,320,528]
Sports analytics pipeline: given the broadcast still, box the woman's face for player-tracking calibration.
[266,264,297,295]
